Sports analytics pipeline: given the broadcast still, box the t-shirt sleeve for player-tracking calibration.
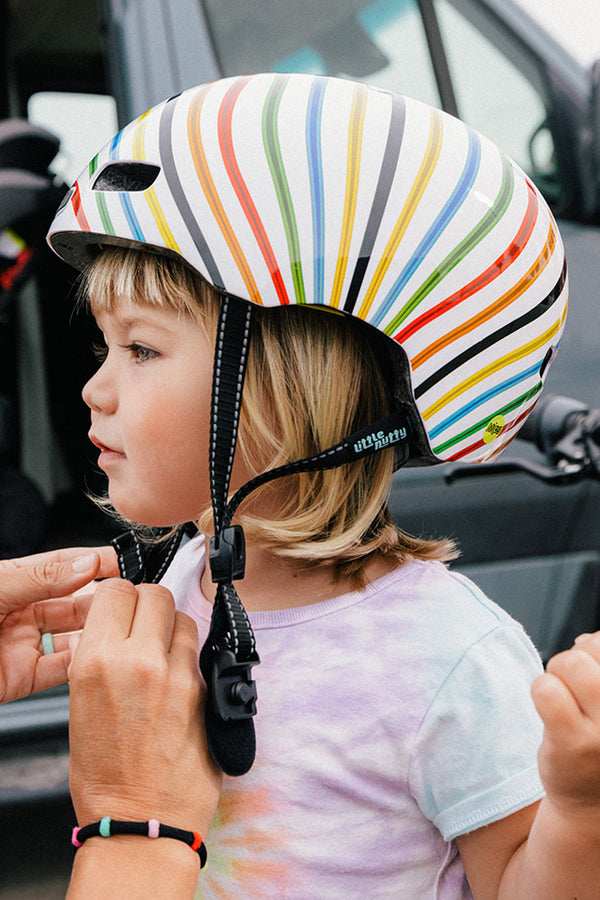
[408,623,545,841]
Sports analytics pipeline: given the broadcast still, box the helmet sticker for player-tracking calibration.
[483,414,505,444]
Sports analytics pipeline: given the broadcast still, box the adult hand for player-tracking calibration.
[68,579,222,838]
[531,631,600,814]
[0,546,119,703]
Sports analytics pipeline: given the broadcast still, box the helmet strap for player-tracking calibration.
[223,407,415,526]
[199,301,416,779]
[199,294,260,777]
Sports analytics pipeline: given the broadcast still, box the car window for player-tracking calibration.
[435,0,560,200]
[27,92,118,185]
[204,0,560,204]
[204,0,441,108]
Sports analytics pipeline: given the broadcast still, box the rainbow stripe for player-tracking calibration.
[158,98,224,289]
[306,78,327,304]
[429,362,542,442]
[95,191,115,237]
[415,254,566,401]
[384,154,514,336]
[422,297,567,424]
[432,383,542,455]
[219,78,290,304]
[396,182,539,348]
[262,74,307,304]
[70,182,90,232]
[102,126,146,242]
[88,154,115,236]
[132,112,180,253]
[329,83,368,308]
[445,392,544,461]
[343,93,406,314]
[188,85,262,304]
[109,130,122,160]
[373,125,482,328]
[357,108,443,320]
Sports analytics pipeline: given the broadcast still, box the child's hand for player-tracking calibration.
[531,632,600,814]
[68,579,222,837]
[0,547,119,703]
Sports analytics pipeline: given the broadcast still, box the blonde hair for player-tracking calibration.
[83,247,457,585]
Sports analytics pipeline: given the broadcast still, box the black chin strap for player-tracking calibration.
[198,295,259,778]
[114,294,416,778]
[198,295,418,777]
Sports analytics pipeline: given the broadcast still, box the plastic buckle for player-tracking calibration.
[209,525,246,583]
[210,648,259,721]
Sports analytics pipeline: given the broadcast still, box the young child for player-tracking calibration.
[46,74,600,899]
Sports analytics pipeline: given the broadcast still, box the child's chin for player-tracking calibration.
[110,498,164,528]
[113,503,187,531]
[109,486,201,530]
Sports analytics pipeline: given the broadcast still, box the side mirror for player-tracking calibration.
[528,117,561,206]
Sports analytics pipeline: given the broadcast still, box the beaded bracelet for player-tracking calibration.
[72,817,207,868]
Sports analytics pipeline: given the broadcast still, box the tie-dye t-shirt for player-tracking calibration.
[161,534,545,899]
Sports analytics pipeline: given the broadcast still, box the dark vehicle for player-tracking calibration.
[1,0,599,821]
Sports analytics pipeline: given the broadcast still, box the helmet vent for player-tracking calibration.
[92,162,160,192]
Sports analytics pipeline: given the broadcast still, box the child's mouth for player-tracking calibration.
[89,434,126,466]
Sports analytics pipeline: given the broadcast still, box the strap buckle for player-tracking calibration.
[209,525,246,583]
[210,648,259,721]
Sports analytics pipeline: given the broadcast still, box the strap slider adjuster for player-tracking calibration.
[209,525,246,583]
[210,648,259,721]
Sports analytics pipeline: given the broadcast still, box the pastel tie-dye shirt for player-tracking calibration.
[161,534,545,899]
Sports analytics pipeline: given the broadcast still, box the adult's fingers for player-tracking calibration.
[0,547,118,616]
[168,611,200,668]
[128,583,178,652]
[31,649,73,695]
[78,578,140,645]
[11,545,118,574]
[32,593,94,637]
[80,580,178,652]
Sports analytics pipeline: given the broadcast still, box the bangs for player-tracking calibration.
[81,246,219,323]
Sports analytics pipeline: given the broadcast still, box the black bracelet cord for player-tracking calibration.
[72,817,207,868]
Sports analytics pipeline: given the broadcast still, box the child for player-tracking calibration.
[46,74,600,899]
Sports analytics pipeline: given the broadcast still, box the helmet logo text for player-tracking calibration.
[353,427,408,454]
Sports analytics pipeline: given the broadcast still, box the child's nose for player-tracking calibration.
[82,364,116,414]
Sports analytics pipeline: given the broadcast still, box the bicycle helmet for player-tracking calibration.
[47,73,567,775]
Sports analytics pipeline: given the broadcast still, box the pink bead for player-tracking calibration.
[147,819,160,839]
[71,827,83,848]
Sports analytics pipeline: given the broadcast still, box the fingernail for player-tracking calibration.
[72,554,96,573]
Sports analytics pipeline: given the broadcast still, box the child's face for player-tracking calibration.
[83,296,215,527]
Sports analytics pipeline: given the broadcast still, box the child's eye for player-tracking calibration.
[92,342,108,363]
[126,343,159,363]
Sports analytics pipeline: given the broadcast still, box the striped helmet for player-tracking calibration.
[47,72,567,464]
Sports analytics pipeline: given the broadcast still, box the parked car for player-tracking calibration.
[1,0,599,810]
